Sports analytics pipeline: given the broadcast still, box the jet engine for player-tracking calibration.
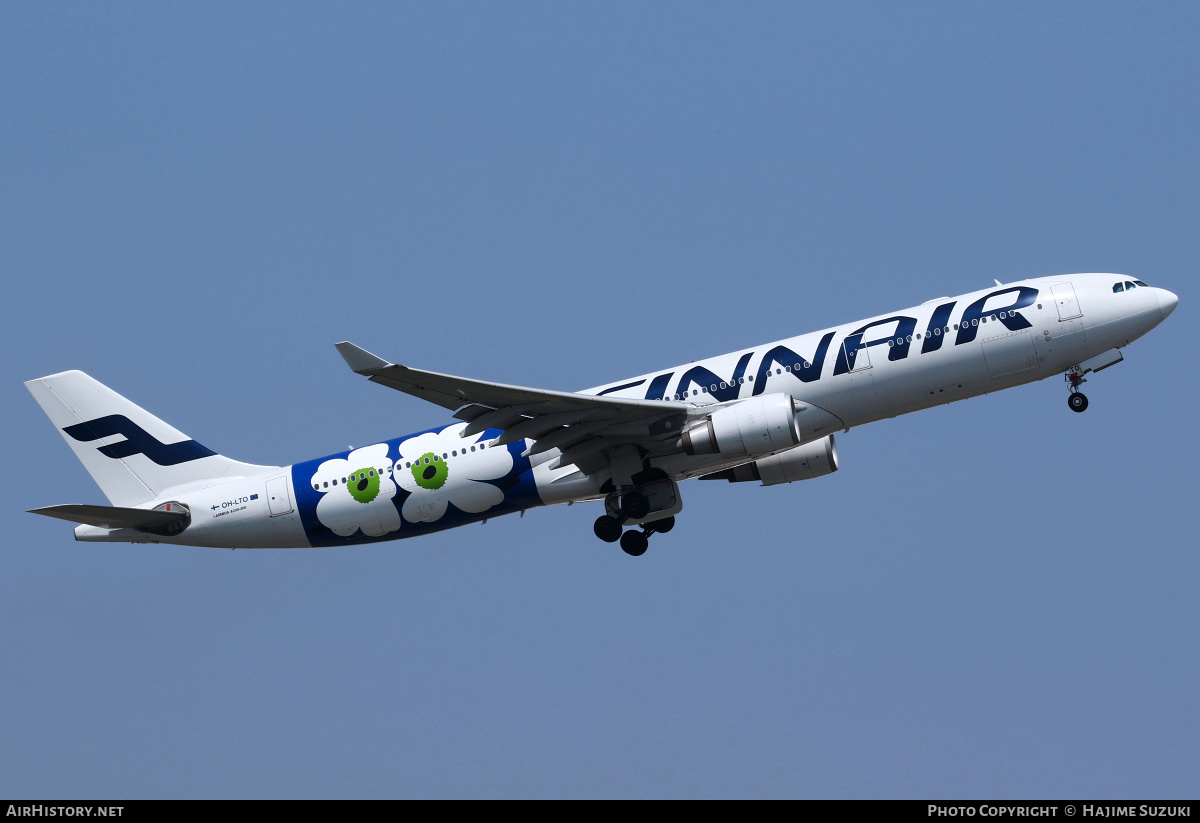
[680,393,813,458]
[699,435,839,486]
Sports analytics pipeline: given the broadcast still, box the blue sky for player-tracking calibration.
[2,2,1197,798]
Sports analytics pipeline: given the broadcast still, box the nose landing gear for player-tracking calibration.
[1066,368,1089,413]
[1062,349,1126,413]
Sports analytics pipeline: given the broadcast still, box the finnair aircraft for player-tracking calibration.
[28,273,1178,556]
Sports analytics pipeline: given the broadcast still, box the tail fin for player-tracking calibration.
[25,370,277,506]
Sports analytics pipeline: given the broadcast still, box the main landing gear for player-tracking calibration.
[1065,367,1089,413]
[592,490,675,557]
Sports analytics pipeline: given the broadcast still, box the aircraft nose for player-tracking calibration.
[1157,288,1179,320]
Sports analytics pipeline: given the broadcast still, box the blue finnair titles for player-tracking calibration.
[26,273,1179,556]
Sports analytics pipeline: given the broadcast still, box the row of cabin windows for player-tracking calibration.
[885,310,1026,347]
[1113,280,1149,292]
[313,442,492,489]
[670,311,1031,397]
[672,364,821,397]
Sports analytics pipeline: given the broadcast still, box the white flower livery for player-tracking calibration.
[395,423,514,523]
[309,443,402,537]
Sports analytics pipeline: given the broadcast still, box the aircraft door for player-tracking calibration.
[842,339,872,372]
[266,475,293,516]
[1052,283,1083,320]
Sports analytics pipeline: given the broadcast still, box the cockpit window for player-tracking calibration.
[1113,282,1124,292]
[1134,280,1149,287]
[1125,281,1137,290]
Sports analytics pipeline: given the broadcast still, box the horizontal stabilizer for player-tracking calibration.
[29,504,187,532]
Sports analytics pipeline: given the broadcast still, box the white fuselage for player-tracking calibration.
[100,273,1176,548]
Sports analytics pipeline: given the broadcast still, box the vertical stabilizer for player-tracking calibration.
[25,370,277,506]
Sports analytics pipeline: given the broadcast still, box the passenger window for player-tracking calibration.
[313,484,319,491]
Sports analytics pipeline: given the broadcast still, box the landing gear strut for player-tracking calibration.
[1066,367,1089,413]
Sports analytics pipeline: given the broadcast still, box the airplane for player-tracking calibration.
[26,273,1178,557]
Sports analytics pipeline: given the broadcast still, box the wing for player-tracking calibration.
[335,342,689,475]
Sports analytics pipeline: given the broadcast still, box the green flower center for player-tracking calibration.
[346,467,380,504]
[411,452,448,490]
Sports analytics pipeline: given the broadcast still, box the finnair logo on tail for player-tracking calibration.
[63,415,217,466]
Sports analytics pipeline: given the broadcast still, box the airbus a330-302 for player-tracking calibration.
[27,273,1178,556]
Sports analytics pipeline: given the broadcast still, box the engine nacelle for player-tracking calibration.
[755,435,838,485]
[699,435,839,486]
[681,393,801,458]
